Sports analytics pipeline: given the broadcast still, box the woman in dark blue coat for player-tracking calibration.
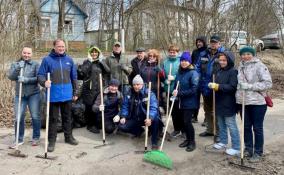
[208,51,240,156]
[172,51,199,152]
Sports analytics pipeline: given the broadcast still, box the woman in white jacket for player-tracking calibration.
[236,46,272,162]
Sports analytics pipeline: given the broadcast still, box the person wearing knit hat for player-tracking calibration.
[92,79,123,134]
[235,44,272,162]
[172,50,199,152]
[239,46,256,56]
[77,46,110,134]
[132,75,144,85]
[180,51,192,63]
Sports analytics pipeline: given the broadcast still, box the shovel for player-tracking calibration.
[135,82,152,154]
[35,73,57,160]
[228,90,255,170]
[8,68,27,158]
[94,74,114,149]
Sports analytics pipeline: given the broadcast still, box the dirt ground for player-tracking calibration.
[0,49,283,175]
[0,98,283,175]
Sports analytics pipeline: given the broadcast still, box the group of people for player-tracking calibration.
[8,35,272,162]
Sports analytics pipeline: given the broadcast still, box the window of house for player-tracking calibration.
[64,20,73,34]
[41,18,51,35]
[146,30,151,39]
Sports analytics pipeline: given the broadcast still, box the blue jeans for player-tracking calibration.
[217,114,240,150]
[14,93,41,142]
[243,105,267,155]
[118,117,159,145]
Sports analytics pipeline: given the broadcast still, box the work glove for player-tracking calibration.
[18,76,27,83]
[170,96,176,102]
[113,115,120,123]
[208,82,219,91]
[99,104,105,111]
[239,82,253,90]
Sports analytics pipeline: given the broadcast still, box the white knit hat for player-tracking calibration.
[132,75,144,85]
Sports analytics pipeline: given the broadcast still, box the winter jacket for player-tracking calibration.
[191,36,208,65]
[162,56,180,93]
[196,46,226,96]
[236,57,272,105]
[77,58,110,106]
[175,65,199,109]
[140,61,165,96]
[92,88,122,119]
[8,59,40,97]
[38,49,78,102]
[215,51,238,117]
[120,86,158,121]
[129,57,148,85]
[105,52,132,85]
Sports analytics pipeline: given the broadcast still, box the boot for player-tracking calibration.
[186,141,196,152]
[47,142,55,152]
[179,140,189,148]
[65,135,79,145]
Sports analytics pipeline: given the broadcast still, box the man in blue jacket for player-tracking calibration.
[196,35,225,142]
[118,75,159,149]
[38,39,79,152]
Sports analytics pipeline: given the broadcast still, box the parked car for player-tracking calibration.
[261,31,283,49]
[216,30,264,52]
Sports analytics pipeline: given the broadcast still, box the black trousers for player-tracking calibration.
[49,101,73,143]
[171,101,183,132]
[85,105,99,128]
[182,109,195,143]
[96,112,116,134]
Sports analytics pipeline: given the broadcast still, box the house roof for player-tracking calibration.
[40,0,88,18]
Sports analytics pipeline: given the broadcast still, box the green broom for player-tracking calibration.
[144,82,179,169]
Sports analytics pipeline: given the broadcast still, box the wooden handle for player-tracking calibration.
[45,73,50,154]
[166,63,173,117]
[213,75,216,137]
[15,68,24,150]
[241,90,245,160]
[145,82,151,150]
[99,74,106,143]
[160,81,179,151]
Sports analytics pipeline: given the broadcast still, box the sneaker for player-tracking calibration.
[249,154,262,163]
[244,150,253,158]
[213,143,227,150]
[9,141,24,149]
[226,148,240,156]
[31,139,40,146]
[170,131,182,138]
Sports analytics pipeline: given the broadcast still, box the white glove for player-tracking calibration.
[239,82,252,90]
[167,75,175,81]
[170,96,176,101]
[113,115,120,123]
[99,104,105,111]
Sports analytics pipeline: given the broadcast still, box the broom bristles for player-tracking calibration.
[143,150,173,169]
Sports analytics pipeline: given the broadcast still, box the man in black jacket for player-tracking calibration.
[129,47,147,85]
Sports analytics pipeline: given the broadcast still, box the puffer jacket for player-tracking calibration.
[38,49,78,102]
[196,46,226,97]
[8,59,40,97]
[105,52,132,85]
[215,51,238,116]
[175,65,199,109]
[163,56,180,93]
[236,57,272,105]
[77,58,110,106]
[92,87,122,119]
[120,86,158,121]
